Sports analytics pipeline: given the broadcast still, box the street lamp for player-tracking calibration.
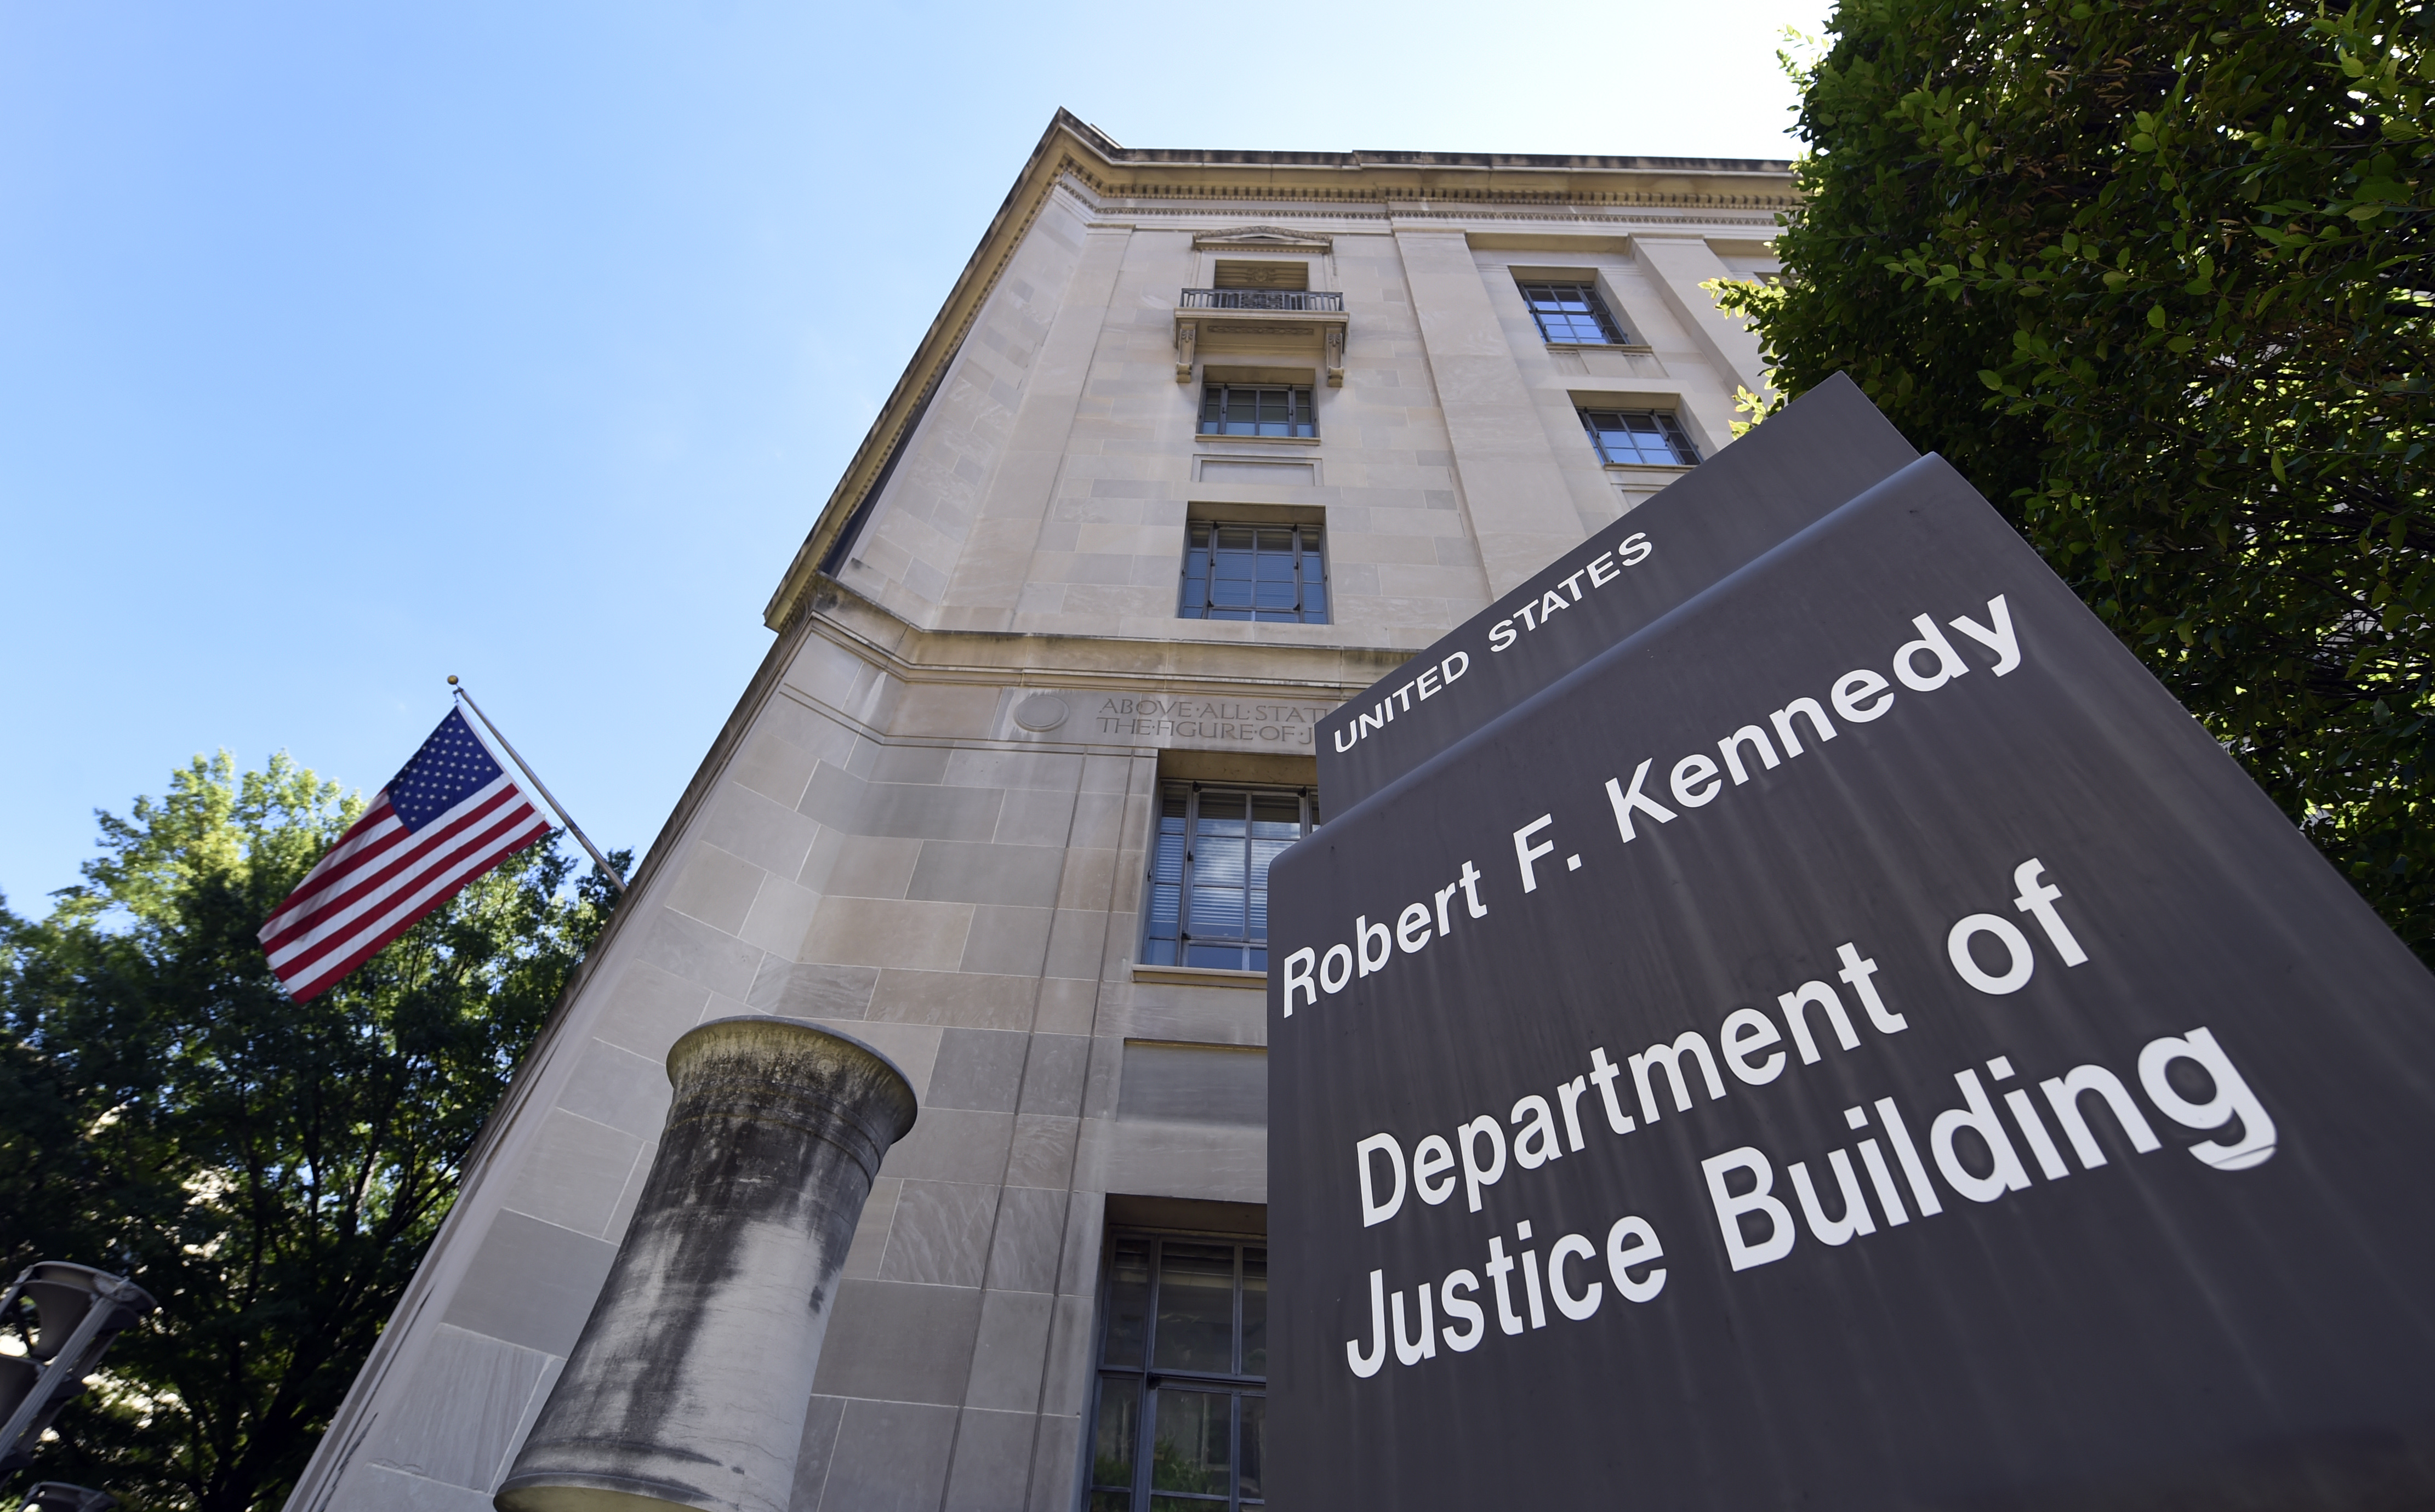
[0,1264,156,1481]
[20,1485,114,1512]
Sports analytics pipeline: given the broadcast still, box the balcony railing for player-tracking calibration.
[1179,288,1345,312]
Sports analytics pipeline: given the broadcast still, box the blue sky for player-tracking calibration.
[0,0,1829,908]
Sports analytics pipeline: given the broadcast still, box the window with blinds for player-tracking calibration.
[1211,259,1309,290]
[1177,522,1327,624]
[1140,783,1319,972]
[1198,385,1316,438]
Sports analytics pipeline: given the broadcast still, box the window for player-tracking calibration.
[1178,523,1327,624]
[1517,280,1628,345]
[1088,1234,1267,1512]
[1141,783,1318,971]
[1212,260,1308,290]
[1579,408,1700,466]
[1199,385,1315,438]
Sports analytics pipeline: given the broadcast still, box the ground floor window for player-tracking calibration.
[1087,1233,1267,1510]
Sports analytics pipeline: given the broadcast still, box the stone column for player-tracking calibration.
[1632,235,1770,397]
[495,1017,918,1512]
[1392,224,1596,597]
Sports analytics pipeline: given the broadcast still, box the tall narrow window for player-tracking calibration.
[1517,280,1628,344]
[1199,385,1316,437]
[1142,783,1318,972]
[1579,408,1700,466]
[1088,1233,1268,1511]
[1179,523,1327,624]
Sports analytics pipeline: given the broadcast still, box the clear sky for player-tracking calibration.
[0,0,1830,909]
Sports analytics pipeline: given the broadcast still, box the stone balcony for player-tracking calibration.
[1174,288,1349,386]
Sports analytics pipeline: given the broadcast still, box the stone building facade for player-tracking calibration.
[286,112,1792,1512]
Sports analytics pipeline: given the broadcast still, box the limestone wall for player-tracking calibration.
[285,143,1784,1512]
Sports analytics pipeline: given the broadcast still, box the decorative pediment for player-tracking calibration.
[1191,225,1334,253]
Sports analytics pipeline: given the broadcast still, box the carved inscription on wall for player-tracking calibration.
[997,688,1341,751]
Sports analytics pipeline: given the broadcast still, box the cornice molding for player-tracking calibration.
[1193,225,1336,251]
[1058,150,1798,209]
[1101,204,1787,231]
[795,575,1410,700]
[762,130,1098,631]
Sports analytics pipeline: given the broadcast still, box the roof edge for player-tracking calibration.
[762,111,1094,630]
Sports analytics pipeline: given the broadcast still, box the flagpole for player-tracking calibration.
[448,677,629,893]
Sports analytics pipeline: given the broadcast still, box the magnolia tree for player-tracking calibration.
[1718,0,2435,956]
[0,753,622,1511]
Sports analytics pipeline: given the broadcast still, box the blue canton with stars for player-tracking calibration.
[387,708,510,831]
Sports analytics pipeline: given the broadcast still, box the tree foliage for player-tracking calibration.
[1,752,621,1511]
[1717,0,2435,955]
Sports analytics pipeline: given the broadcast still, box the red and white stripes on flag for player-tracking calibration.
[259,708,554,1001]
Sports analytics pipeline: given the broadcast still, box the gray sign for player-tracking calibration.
[1268,445,2435,1509]
[1314,374,1917,810]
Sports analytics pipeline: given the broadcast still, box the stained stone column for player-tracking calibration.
[495,1017,918,1512]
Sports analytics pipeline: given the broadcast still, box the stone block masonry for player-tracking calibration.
[282,111,1788,1512]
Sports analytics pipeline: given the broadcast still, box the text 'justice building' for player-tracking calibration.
[287,112,1792,1512]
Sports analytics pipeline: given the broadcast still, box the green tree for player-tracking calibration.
[1717,0,2435,955]
[0,752,622,1511]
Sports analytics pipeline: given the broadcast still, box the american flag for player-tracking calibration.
[259,707,554,1001]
